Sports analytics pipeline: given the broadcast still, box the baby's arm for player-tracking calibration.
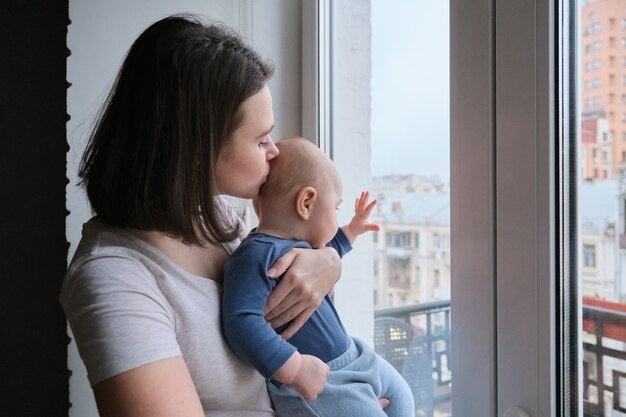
[341,191,380,244]
[273,351,329,401]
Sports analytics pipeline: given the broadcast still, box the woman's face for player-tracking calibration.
[215,85,280,199]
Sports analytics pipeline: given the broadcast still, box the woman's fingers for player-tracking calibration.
[265,288,302,321]
[278,306,316,340]
[266,249,299,278]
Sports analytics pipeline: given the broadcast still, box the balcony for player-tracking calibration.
[374,299,626,417]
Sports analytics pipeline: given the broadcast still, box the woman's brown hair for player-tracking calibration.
[78,15,274,245]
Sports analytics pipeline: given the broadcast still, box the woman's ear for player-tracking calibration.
[295,186,317,220]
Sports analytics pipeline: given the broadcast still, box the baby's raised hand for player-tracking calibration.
[344,191,380,242]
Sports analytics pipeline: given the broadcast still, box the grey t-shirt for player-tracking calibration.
[60,214,275,417]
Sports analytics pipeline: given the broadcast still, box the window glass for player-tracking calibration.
[371,0,451,415]
[579,1,626,415]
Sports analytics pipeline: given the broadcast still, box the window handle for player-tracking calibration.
[504,406,530,417]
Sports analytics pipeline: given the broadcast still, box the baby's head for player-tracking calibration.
[256,137,342,248]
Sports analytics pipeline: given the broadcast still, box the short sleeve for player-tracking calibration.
[60,251,182,386]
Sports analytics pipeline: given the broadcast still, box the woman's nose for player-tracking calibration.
[267,138,279,159]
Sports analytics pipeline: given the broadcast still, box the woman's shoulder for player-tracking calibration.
[61,218,169,311]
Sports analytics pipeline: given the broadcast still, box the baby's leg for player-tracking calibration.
[375,354,415,417]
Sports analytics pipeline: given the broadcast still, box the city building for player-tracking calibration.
[581,0,626,178]
[371,177,450,309]
[581,117,612,181]
[580,179,620,300]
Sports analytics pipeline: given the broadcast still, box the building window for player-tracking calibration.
[593,77,601,88]
[433,233,442,249]
[583,244,596,268]
[622,132,626,141]
[589,11,597,21]
[413,232,420,249]
[433,269,440,288]
[387,231,411,247]
[591,96,601,108]
[593,59,602,70]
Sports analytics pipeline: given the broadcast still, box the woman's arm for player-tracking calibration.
[93,357,204,417]
[264,247,341,340]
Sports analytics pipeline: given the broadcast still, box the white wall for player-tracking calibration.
[67,1,301,415]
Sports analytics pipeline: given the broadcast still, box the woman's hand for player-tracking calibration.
[264,247,341,340]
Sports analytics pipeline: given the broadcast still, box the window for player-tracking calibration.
[593,95,602,107]
[594,58,602,70]
[334,0,453,414]
[582,244,596,268]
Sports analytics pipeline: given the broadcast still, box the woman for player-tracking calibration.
[61,15,341,416]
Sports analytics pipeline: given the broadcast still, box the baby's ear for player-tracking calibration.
[295,186,317,220]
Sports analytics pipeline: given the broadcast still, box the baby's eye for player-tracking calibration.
[258,141,270,149]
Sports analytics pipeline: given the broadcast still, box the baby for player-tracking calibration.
[222,137,414,417]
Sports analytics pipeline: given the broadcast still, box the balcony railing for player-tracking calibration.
[374,300,626,417]
[583,304,626,417]
[374,300,452,417]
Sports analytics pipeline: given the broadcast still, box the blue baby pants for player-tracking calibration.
[267,337,414,417]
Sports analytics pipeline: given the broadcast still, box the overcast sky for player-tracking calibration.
[371,0,450,181]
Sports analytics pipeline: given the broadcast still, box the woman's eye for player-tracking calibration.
[258,141,269,149]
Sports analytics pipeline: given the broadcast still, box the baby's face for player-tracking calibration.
[307,170,343,248]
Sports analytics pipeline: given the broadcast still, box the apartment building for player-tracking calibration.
[581,0,626,178]
[371,177,450,309]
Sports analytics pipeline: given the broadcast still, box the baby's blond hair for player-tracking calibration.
[258,137,335,202]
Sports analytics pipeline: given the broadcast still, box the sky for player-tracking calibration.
[371,0,450,181]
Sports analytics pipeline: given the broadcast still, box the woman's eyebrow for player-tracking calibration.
[256,124,274,139]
